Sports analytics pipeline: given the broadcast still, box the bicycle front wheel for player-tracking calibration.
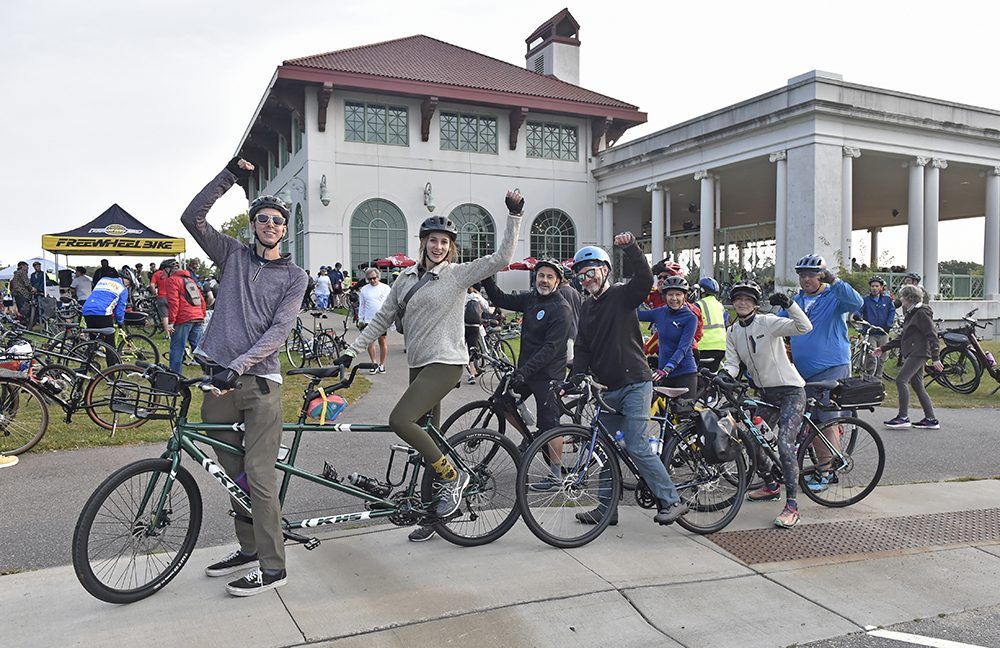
[420,427,521,546]
[285,332,305,368]
[0,379,49,455]
[73,458,203,604]
[798,416,885,507]
[516,425,622,548]
[117,332,159,365]
[931,347,982,394]
[664,427,746,535]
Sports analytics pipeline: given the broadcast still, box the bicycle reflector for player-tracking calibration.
[306,388,346,424]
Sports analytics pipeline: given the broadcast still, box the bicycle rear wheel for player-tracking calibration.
[117,332,159,365]
[420,428,521,546]
[930,347,981,394]
[84,364,150,431]
[73,458,202,603]
[516,425,622,548]
[284,331,306,368]
[798,416,885,507]
[664,427,746,534]
[0,379,49,455]
[314,332,339,366]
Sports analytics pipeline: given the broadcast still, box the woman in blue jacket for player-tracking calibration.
[638,275,698,395]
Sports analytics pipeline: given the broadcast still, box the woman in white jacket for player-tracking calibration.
[721,280,812,528]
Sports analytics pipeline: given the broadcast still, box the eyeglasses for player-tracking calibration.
[254,214,286,226]
[367,277,378,282]
[576,267,601,280]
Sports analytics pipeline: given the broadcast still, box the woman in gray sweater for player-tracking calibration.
[337,191,524,519]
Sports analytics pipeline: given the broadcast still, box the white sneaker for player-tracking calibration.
[377,365,386,373]
[0,454,18,468]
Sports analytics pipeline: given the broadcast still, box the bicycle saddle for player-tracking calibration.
[82,327,115,336]
[804,380,840,392]
[287,365,343,378]
[654,386,689,398]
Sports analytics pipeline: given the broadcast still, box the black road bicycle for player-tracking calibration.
[926,308,998,395]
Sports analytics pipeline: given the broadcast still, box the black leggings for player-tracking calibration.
[761,386,806,500]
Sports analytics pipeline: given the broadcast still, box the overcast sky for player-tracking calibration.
[2,0,995,269]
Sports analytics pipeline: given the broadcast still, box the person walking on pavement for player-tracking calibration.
[695,277,728,372]
[182,157,308,597]
[358,267,391,373]
[335,191,525,531]
[314,268,332,310]
[855,275,895,378]
[161,262,208,375]
[876,285,942,429]
[570,233,688,527]
[723,281,812,528]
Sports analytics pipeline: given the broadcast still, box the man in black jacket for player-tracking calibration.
[571,233,688,526]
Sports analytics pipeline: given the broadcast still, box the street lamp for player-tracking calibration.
[423,182,435,213]
[320,175,330,206]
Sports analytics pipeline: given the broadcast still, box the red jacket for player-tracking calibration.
[152,269,168,298]
[164,269,207,325]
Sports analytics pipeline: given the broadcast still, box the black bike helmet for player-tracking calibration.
[903,271,921,283]
[159,259,180,271]
[794,254,827,273]
[533,258,564,281]
[660,276,689,293]
[249,195,290,220]
[419,216,457,240]
[730,280,762,303]
[869,275,886,286]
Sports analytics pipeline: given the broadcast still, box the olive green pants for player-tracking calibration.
[389,364,463,460]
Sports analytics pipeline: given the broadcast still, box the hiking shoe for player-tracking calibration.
[226,568,287,597]
[434,470,471,518]
[912,418,940,430]
[883,416,911,428]
[774,504,800,528]
[747,484,781,502]
[0,454,18,469]
[377,365,386,374]
[804,473,832,493]
[654,502,689,525]
[408,525,436,542]
[205,549,259,577]
[575,508,618,526]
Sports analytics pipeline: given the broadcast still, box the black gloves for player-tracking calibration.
[226,157,252,181]
[505,191,525,215]
[334,354,354,368]
[211,368,240,391]
[509,371,527,391]
[768,292,792,309]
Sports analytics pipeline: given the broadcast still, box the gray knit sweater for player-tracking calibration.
[349,214,523,368]
[181,169,308,378]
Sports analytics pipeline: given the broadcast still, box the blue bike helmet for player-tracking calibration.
[794,254,827,273]
[698,277,720,294]
[571,246,611,272]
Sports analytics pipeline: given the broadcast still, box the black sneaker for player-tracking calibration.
[435,470,471,518]
[408,525,437,542]
[575,508,618,526]
[205,549,259,577]
[883,416,911,428]
[654,502,689,525]
[226,568,287,597]
[912,418,940,430]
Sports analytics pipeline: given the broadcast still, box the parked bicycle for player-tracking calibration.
[849,318,890,380]
[926,308,999,395]
[284,312,347,368]
[71,361,520,604]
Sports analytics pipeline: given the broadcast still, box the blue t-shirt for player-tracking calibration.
[780,280,863,380]
[638,305,698,376]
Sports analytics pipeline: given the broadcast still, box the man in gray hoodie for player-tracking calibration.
[181,157,308,597]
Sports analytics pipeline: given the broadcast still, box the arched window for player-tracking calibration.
[530,209,576,260]
[294,205,305,267]
[449,204,495,262]
[350,199,407,276]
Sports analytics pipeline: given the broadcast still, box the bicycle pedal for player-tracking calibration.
[304,538,321,551]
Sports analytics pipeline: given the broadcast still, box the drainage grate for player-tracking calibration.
[709,508,1000,564]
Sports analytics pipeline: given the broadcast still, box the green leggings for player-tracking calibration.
[389,363,463,461]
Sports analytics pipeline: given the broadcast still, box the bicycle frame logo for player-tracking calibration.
[201,457,252,512]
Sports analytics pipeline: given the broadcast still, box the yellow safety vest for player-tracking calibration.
[696,295,727,351]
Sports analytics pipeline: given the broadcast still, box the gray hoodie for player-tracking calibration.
[181,169,308,379]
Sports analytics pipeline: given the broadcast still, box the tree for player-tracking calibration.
[939,260,983,276]
[221,212,250,245]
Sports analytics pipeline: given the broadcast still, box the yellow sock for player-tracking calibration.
[430,455,457,481]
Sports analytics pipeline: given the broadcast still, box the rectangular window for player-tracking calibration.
[344,101,408,146]
[439,112,497,154]
[525,121,578,161]
[278,135,289,167]
[267,150,276,179]
[292,116,302,153]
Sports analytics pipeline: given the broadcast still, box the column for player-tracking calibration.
[923,158,946,298]
[695,170,715,278]
[770,151,787,284]
[906,157,928,277]
[598,196,615,248]
[985,166,1000,299]
[647,183,665,263]
[868,227,881,269]
[842,147,860,270]
[664,187,672,259]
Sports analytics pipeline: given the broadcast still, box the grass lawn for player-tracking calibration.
[31,331,370,453]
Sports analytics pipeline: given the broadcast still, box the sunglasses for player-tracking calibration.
[254,214,286,226]
[367,276,379,282]
[576,267,602,280]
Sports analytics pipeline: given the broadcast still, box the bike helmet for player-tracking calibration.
[249,195,290,219]
[660,276,689,293]
[698,277,720,294]
[571,246,611,272]
[729,280,762,303]
[418,216,457,240]
[794,254,827,273]
[869,275,886,286]
[533,258,564,281]
[903,271,921,283]
[159,259,180,271]
[688,285,702,301]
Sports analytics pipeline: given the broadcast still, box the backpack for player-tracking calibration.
[181,275,203,306]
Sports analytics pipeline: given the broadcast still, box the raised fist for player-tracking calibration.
[505,190,524,215]
[613,232,635,247]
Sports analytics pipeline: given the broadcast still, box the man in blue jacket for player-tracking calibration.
[81,270,128,343]
[854,275,895,377]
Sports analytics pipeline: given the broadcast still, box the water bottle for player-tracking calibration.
[987,352,997,369]
[348,472,392,498]
[614,430,626,448]
[516,400,536,427]
[753,416,777,444]
[648,435,663,457]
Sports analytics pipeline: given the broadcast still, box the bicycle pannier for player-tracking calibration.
[831,376,885,408]
[695,409,741,464]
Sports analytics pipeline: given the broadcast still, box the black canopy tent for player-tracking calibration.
[42,204,186,256]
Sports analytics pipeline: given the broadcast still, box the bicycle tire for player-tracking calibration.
[285,331,306,368]
[69,340,121,373]
[516,425,622,549]
[442,399,513,442]
[84,364,151,431]
[420,427,521,546]
[930,347,982,394]
[314,332,339,366]
[880,347,901,382]
[117,332,159,365]
[0,379,49,455]
[34,363,78,402]
[73,458,203,603]
[663,428,746,534]
[797,416,885,507]
[498,339,517,365]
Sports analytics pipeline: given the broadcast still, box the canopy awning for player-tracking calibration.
[42,204,186,256]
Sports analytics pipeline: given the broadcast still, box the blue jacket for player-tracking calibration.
[82,277,128,324]
[638,304,698,376]
[780,279,863,380]
[856,294,895,333]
